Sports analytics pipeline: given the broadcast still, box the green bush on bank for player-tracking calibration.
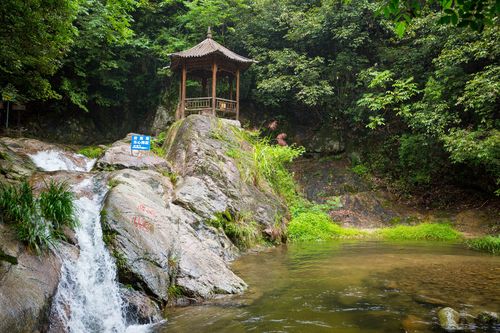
[0,180,77,253]
[376,223,461,241]
[77,146,104,159]
[466,236,500,254]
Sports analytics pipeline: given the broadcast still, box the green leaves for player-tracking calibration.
[0,180,77,254]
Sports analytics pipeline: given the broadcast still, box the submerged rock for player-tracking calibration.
[475,311,499,325]
[438,307,461,331]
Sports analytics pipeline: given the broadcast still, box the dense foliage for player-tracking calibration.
[0,180,77,253]
[0,0,498,194]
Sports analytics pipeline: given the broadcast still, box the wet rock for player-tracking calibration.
[0,137,94,172]
[0,224,62,333]
[438,307,461,331]
[475,311,498,325]
[103,168,246,302]
[96,133,172,171]
[121,287,163,324]
[413,294,448,307]
[165,115,287,236]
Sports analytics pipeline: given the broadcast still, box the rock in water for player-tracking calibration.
[438,307,461,331]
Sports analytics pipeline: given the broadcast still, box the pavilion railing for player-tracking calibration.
[184,97,237,117]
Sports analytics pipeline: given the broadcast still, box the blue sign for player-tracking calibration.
[131,135,151,151]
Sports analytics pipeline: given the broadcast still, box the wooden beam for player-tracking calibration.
[181,63,187,118]
[212,61,217,116]
[236,68,240,121]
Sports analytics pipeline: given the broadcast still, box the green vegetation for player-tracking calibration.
[377,223,461,241]
[0,180,77,253]
[466,236,500,254]
[288,211,366,241]
[206,209,261,250]
[1,0,498,197]
[151,132,167,157]
[78,146,104,159]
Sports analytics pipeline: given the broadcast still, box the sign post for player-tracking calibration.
[130,135,151,156]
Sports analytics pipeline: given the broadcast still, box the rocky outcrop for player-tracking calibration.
[103,168,246,302]
[165,115,288,236]
[0,138,37,183]
[0,224,63,333]
[96,134,171,171]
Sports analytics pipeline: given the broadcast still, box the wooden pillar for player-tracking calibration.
[236,68,240,121]
[181,63,187,118]
[211,61,217,116]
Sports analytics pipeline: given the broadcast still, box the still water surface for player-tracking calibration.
[164,241,499,332]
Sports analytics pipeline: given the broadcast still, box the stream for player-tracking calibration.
[165,241,499,333]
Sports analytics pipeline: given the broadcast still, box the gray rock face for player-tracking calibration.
[96,133,171,171]
[438,307,461,331]
[103,168,246,302]
[306,125,345,155]
[0,224,62,333]
[165,115,288,237]
[120,287,163,324]
[0,138,37,182]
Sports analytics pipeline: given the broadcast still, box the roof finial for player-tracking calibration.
[207,26,213,39]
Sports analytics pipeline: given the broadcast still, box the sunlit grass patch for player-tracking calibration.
[78,146,104,159]
[377,223,461,241]
[466,235,500,254]
[288,210,367,241]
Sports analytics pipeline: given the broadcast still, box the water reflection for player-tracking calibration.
[164,241,500,333]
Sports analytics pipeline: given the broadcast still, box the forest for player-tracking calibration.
[0,0,498,196]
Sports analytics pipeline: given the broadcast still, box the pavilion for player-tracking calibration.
[169,28,256,120]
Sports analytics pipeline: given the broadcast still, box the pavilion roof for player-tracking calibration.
[169,29,255,72]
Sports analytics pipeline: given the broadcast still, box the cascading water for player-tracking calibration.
[29,150,152,333]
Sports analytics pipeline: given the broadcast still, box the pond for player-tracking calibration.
[164,241,500,332]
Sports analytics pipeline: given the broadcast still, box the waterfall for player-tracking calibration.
[29,151,153,333]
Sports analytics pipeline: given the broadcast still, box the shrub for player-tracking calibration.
[78,146,104,159]
[0,180,77,253]
[377,223,461,241]
[288,210,366,241]
[206,209,261,250]
[151,131,167,156]
[466,236,500,254]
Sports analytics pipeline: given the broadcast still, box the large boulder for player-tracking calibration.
[165,115,288,236]
[96,134,171,171]
[0,138,37,183]
[103,169,246,302]
[0,224,62,333]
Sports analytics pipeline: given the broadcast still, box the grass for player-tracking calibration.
[78,146,104,159]
[376,223,461,241]
[151,131,167,156]
[206,209,261,250]
[288,210,366,241]
[0,180,77,253]
[466,235,500,254]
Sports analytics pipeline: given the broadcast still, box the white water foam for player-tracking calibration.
[29,150,96,172]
